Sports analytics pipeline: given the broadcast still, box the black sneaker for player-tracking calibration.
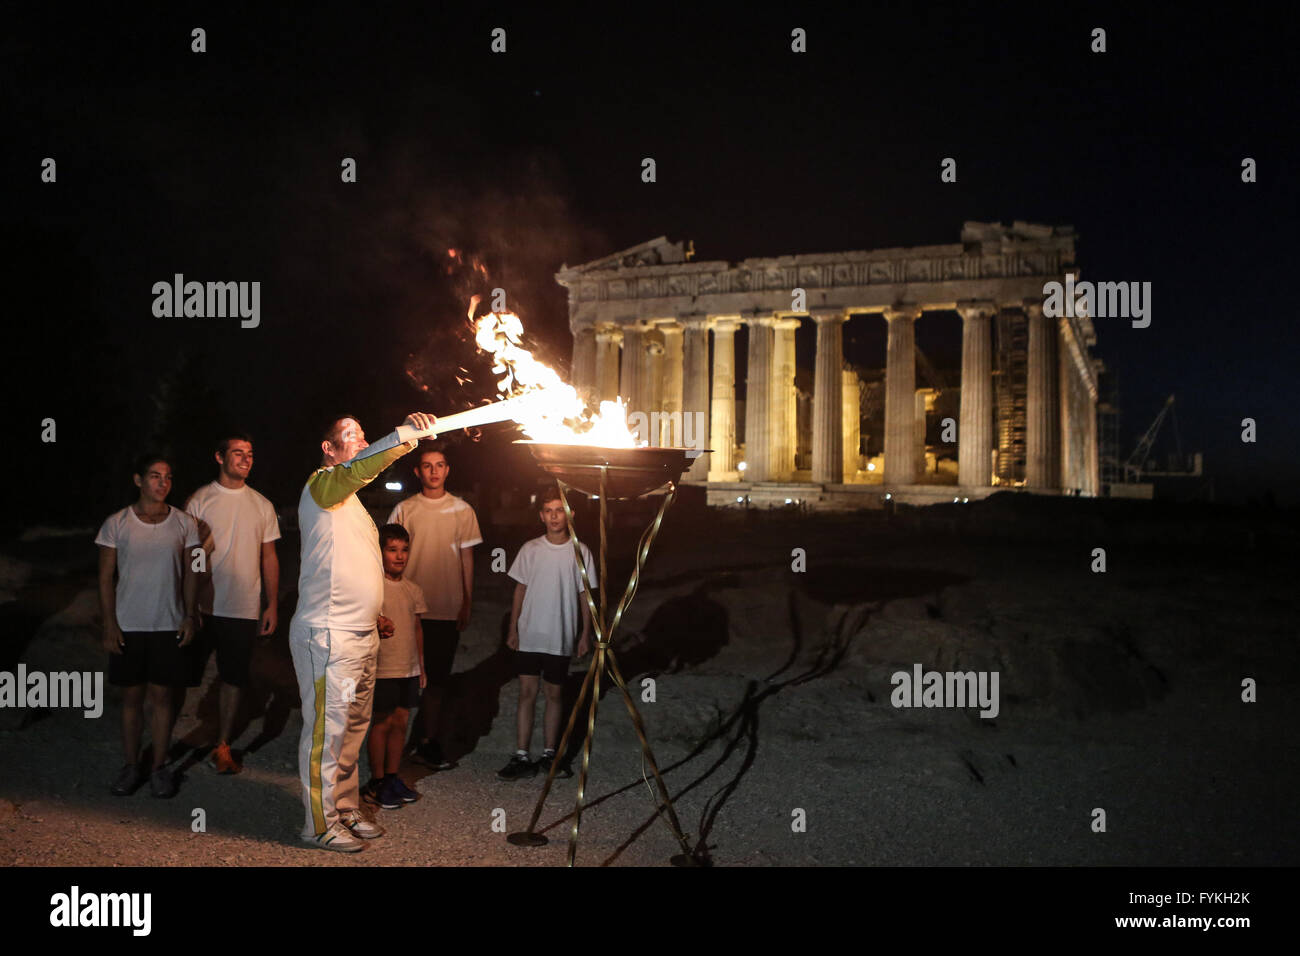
[414,740,452,770]
[373,778,404,811]
[150,767,178,799]
[361,778,382,805]
[390,776,420,803]
[497,754,537,780]
[110,763,145,796]
[535,752,573,779]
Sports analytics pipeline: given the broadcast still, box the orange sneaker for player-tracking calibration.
[211,742,242,774]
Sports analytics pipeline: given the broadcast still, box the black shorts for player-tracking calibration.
[374,676,420,714]
[186,615,259,688]
[514,650,569,686]
[108,630,191,687]
[421,619,459,688]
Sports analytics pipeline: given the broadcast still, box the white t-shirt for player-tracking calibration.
[95,505,202,632]
[387,493,482,621]
[378,577,428,679]
[508,534,597,657]
[185,481,281,620]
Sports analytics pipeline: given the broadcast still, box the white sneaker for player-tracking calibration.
[338,808,385,839]
[302,821,365,853]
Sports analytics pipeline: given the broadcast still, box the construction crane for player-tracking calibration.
[1123,394,1198,481]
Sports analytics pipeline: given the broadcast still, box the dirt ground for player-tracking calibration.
[2,498,1297,866]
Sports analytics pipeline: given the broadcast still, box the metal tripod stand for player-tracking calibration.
[506,463,697,866]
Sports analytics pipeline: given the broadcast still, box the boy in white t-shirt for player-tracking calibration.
[364,524,427,810]
[182,431,281,774]
[500,486,595,780]
[95,453,201,799]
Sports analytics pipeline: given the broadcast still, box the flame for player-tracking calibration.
[472,306,638,448]
[447,246,490,279]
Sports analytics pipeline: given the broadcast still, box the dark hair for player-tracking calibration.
[413,439,449,467]
[133,452,171,477]
[321,414,361,445]
[379,523,410,548]
[539,484,564,507]
[216,431,254,457]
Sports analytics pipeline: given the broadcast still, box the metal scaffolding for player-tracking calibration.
[994,308,1028,482]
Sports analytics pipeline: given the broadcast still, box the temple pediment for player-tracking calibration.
[561,236,690,274]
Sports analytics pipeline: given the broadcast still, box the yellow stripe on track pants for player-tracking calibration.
[288,619,379,838]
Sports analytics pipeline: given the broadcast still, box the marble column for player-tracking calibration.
[745,317,775,481]
[1085,363,1101,495]
[1025,301,1060,489]
[682,319,711,479]
[619,324,645,440]
[811,313,846,484]
[771,318,799,480]
[1058,324,1076,492]
[643,326,665,445]
[571,326,596,399]
[842,367,860,481]
[915,389,933,475]
[594,327,622,404]
[708,320,738,479]
[883,304,921,486]
[956,301,995,488]
[661,325,684,446]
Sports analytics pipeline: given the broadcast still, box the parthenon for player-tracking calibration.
[558,222,1101,508]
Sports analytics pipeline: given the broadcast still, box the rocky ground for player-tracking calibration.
[2,496,1297,866]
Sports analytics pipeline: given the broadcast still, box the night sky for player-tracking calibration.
[7,6,1299,527]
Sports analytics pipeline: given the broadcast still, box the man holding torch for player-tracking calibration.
[291,411,437,852]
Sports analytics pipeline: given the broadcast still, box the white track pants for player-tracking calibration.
[289,620,379,838]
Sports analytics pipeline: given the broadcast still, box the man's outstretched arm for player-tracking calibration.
[309,413,437,509]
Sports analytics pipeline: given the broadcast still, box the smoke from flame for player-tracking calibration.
[472,303,637,448]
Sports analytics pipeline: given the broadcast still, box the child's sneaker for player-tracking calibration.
[414,740,452,770]
[390,776,421,803]
[302,822,365,853]
[497,753,537,780]
[535,751,572,779]
[373,777,404,810]
[211,742,242,774]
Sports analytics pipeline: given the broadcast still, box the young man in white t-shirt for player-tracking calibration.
[501,486,595,780]
[183,431,281,774]
[364,524,427,811]
[290,411,437,853]
[386,441,481,770]
[96,453,201,799]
